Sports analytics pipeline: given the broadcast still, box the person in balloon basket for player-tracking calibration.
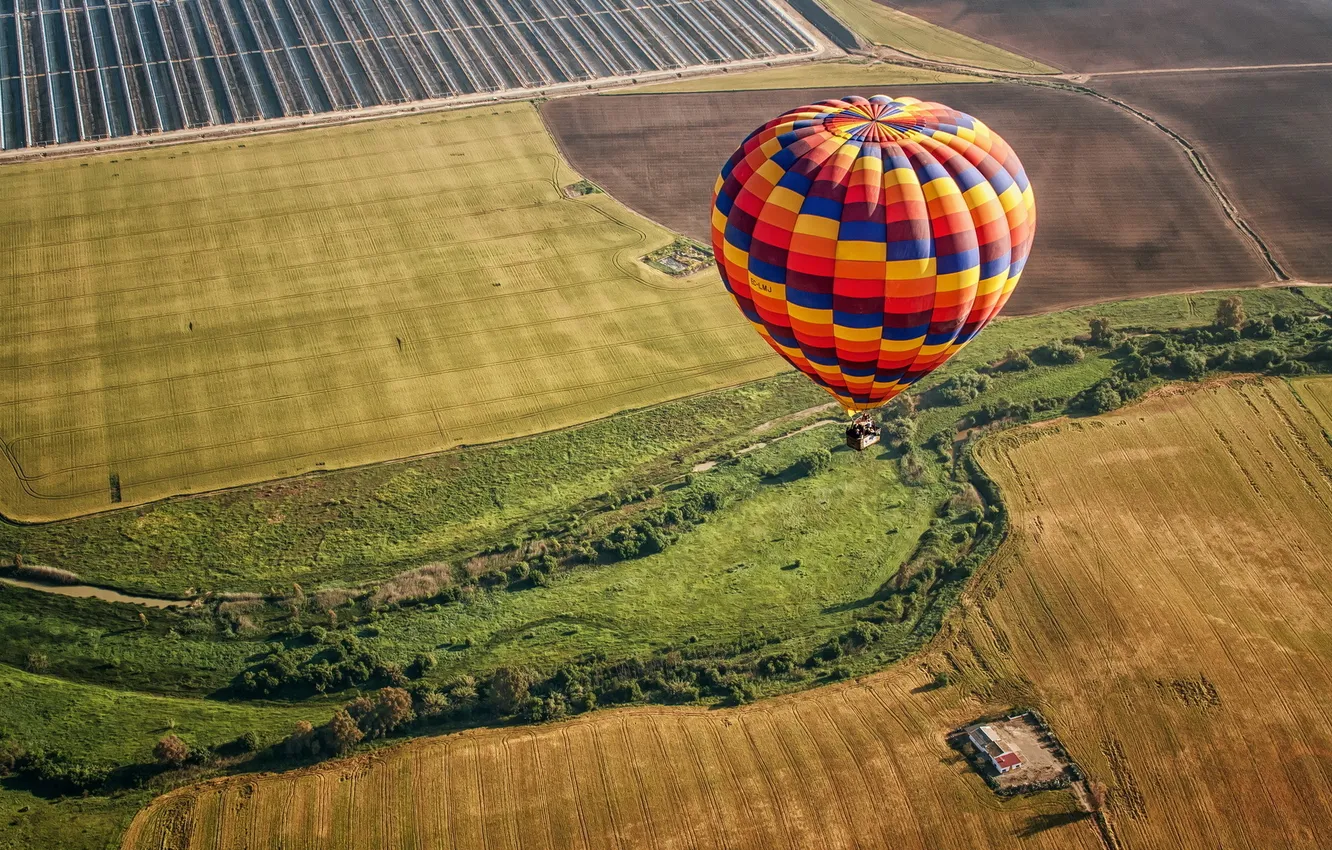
[845,414,882,451]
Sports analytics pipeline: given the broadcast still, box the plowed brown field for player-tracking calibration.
[123,376,1332,848]
[1094,68,1332,284]
[876,0,1332,73]
[542,84,1271,315]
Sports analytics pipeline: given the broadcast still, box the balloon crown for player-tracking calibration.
[824,98,923,142]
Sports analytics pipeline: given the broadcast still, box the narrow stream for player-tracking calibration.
[0,576,189,608]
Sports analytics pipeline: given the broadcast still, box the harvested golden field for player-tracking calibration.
[121,682,1094,850]
[123,375,1332,849]
[0,103,776,522]
[958,375,1332,847]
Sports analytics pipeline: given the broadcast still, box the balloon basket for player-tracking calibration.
[845,414,881,452]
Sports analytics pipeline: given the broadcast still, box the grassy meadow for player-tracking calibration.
[0,103,777,522]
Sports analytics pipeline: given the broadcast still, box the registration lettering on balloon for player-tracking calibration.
[711,95,1037,414]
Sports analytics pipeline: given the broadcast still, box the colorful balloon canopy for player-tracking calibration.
[710,95,1036,412]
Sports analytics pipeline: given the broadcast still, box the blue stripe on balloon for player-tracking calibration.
[938,248,980,275]
[834,310,884,329]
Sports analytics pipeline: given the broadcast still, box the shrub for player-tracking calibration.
[1033,340,1084,365]
[882,417,916,447]
[662,679,701,703]
[25,652,49,673]
[418,690,450,718]
[935,371,989,405]
[15,750,108,794]
[1252,347,1287,370]
[408,652,437,678]
[757,652,796,676]
[791,447,833,477]
[0,736,25,775]
[728,682,756,705]
[1241,317,1275,340]
[154,734,190,767]
[1088,317,1115,346]
[1273,312,1304,332]
[999,349,1034,371]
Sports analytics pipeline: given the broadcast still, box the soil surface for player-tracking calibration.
[876,0,1332,74]
[542,84,1270,315]
[1093,68,1332,283]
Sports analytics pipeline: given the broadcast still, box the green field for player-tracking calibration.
[0,103,778,522]
[0,663,331,850]
[616,59,981,93]
[815,0,1058,74]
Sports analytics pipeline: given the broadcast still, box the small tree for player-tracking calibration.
[419,690,450,718]
[284,721,317,757]
[1088,317,1114,346]
[487,667,533,716]
[1172,351,1207,380]
[1215,296,1245,330]
[361,687,415,739]
[1085,383,1122,414]
[322,710,363,755]
[25,652,49,673]
[154,734,190,767]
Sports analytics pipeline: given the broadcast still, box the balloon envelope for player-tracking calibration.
[711,95,1036,412]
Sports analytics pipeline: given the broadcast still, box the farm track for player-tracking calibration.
[122,375,1332,849]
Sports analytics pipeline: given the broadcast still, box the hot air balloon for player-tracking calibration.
[711,95,1036,450]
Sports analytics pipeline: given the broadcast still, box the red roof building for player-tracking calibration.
[966,724,1026,774]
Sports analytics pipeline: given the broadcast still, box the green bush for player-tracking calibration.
[791,447,833,477]
[935,371,989,405]
[1032,340,1084,365]
[1083,382,1122,414]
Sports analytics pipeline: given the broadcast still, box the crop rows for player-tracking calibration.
[0,0,813,149]
[122,686,1096,849]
